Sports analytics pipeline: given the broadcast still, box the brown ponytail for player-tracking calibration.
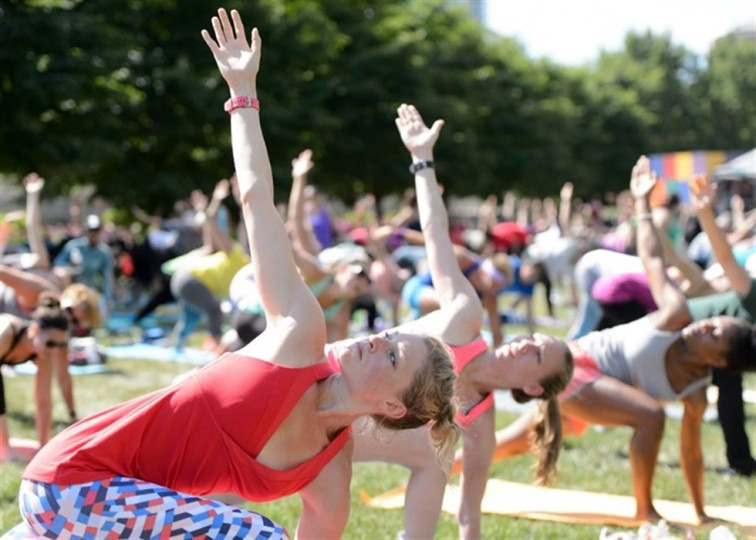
[511,344,573,485]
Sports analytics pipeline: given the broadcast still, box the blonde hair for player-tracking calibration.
[61,283,103,328]
[511,343,574,485]
[373,335,460,458]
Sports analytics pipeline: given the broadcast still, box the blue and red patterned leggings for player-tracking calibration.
[7,476,288,539]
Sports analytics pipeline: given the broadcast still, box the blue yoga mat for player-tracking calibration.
[14,363,110,376]
[105,343,212,365]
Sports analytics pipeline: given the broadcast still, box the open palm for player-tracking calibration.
[201,9,260,89]
[630,156,656,199]
[395,104,444,154]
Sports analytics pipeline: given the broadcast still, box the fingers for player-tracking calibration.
[211,15,225,47]
[200,29,220,54]
[430,119,445,137]
[218,8,234,43]
[230,9,248,47]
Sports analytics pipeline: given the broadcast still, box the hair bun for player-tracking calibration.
[38,291,61,309]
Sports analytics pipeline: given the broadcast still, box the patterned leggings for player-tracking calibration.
[14,477,289,539]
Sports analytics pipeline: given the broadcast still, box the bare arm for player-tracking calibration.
[0,264,60,307]
[202,9,323,350]
[691,175,752,297]
[24,173,50,268]
[680,390,707,522]
[558,181,573,238]
[393,104,483,344]
[297,444,352,539]
[630,156,690,330]
[205,179,235,254]
[458,407,496,539]
[287,149,322,257]
[34,355,53,447]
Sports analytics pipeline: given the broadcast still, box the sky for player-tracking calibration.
[484,0,756,66]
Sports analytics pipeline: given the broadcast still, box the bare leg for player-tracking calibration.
[561,377,666,522]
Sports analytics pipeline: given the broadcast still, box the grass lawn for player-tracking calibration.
[1,306,755,538]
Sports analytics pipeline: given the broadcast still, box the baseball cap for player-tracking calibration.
[85,214,102,231]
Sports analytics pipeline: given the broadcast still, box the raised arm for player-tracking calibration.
[205,179,235,254]
[690,174,752,297]
[288,149,322,257]
[202,9,322,340]
[558,181,573,238]
[24,173,50,269]
[630,156,690,330]
[394,104,482,343]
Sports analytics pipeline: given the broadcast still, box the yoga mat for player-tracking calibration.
[105,343,212,365]
[362,480,756,533]
[6,437,39,461]
[13,363,110,376]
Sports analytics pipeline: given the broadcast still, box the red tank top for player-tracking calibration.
[23,354,350,502]
[450,337,492,428]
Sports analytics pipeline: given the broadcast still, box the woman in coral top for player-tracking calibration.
[14,10,457,539]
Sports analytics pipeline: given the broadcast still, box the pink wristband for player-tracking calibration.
[224,96,260,114]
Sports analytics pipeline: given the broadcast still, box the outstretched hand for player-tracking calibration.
[630,155,657,199]
[560,181,573,200]
[201,8,260,92]
[394,104,444,157]
[292,149,315,178]
[213,179,230,201]
[689,174,716,212]
[23,172,44,194]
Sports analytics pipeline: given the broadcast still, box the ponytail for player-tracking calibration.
[511,343,573,485]
[530,397,562,485]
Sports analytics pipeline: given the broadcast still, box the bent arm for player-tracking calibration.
[0,264,60,307]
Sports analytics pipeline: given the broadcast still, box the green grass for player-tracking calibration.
[2,292,755,538]
[2,355,754,538]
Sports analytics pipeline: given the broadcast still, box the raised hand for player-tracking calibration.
[23,172,45,194]
[201,8,260,92]
[560,181,573,200]
[689,174,716,212]
[629,156,657,199]
[394,104,444,157]
[191,189,209,213]
[292,149,315,178]
[212,179,230,201]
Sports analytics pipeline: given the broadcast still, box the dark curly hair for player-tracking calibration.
[724,320,756,372]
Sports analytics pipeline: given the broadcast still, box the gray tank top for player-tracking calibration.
[577,316,711,402]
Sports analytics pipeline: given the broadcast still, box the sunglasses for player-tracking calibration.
[44,340,68,349]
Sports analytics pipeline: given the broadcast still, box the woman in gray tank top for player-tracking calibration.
[464,156,756,526]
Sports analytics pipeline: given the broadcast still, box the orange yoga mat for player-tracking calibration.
[362,479,756,534]
[6,438,40,462]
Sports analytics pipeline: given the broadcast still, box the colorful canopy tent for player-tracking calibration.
[648,150,745,207]
[712,148,756,211]
[713,148,756,181]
